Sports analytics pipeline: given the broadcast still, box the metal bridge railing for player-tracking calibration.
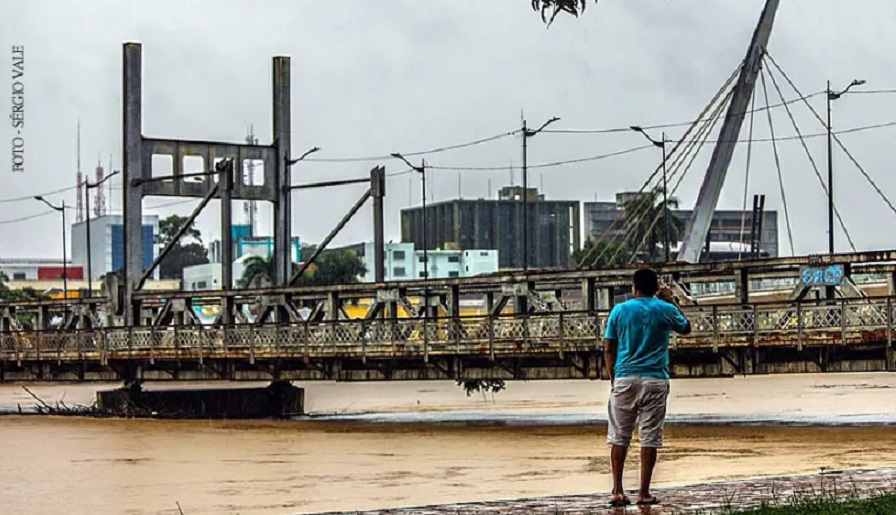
[0,298,893,363]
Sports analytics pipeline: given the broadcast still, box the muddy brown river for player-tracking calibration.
[0,373,894,514]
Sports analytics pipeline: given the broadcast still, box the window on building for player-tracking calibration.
[480,251,489,257]
[465,266,469,272]
[393,250,405,260]
[448,256,460,263]
[449,271,459,278]
[419,256,428,263]
[393,267,406,277]
[197,281,208,289]
[419,271,427,278]
[12,273,25,280]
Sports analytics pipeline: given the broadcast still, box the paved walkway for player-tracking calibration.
[319,467,896,514]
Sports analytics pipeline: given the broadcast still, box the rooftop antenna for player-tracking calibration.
[244,125,259,237]
[76,118,84,222]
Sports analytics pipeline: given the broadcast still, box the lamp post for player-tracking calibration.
[35,196,68,300]
[286,146,321,167]
[84,170,120,297]
[391,153,428,280]
[522,116,560,270]
[631,126,669,262]
[826,79,865,256]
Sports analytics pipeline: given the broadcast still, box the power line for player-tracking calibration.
[0,210,56,225]
[763,58,855,251]
[544,90,826,135]
[304,130,520,163]
[764,52,896,223]
[427,144,653,171]
[0,186,77,204]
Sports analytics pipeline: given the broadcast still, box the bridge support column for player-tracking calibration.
[581,278,596,312]
[735,269,749,304]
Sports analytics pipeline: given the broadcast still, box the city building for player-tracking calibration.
[208,225,301,264]
[0,258,83,281]
[70,214,160,281]
[182,255,254,291]
[326,242,499,282]
[584,192,779,260]
[184,229,302,291]
[400,187,580,270]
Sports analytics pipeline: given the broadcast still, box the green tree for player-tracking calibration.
[0,272,46,303]
[158,215,209,281]
[571,238,629,267]
[238,250,366,288]
[622,187,684,262]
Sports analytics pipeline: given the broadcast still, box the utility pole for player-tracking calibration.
[826,78,865,299]
[35,197,68,301]
[84,170,119,296]
[631,126,669,262]
[391,153,428,281]
[826,78,865,256]
[521,116,560,270]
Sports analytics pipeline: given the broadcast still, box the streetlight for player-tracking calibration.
[287,146,321,166]
[631,126,670,262]
[34,196,68,301]
[84,170,120,297]
[391,153,428,281]
[522,116,560,270]
[827,79,865,256]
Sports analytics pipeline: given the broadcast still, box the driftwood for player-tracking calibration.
[20,384,153,418]
[21,386,99,416]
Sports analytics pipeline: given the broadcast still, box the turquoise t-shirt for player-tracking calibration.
[604,297,689,379]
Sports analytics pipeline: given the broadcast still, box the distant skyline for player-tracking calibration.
[3,0,896,260]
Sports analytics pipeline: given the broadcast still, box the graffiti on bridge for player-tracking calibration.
[800,265,845,287]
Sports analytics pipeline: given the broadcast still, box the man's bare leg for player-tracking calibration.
[638,447,659,503]
[610,445,629,503]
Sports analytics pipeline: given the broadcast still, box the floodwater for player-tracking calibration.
[1,374,895,515]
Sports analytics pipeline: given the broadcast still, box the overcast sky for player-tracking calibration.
[3,0,896,261]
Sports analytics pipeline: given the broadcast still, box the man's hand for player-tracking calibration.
[657,282,677,304]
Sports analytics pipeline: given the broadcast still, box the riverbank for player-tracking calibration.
[315,467,896,514]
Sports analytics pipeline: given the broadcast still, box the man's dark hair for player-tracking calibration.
[633,268,659,296]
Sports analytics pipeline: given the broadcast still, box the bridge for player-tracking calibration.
[4,0,896,383]
[2,250,895,381]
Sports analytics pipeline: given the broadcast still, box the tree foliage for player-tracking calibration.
[0,272,46,303]
[238,249,367,288]
[531,0,595,26]
[571,238,629,267]
[622,187,684,262]
[158,215,210,281]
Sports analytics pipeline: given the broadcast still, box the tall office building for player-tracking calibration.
[400,187,580,270]
[584,192,779,259]
[71,214,160,280]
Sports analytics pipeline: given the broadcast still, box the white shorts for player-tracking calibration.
[607,376,670,448]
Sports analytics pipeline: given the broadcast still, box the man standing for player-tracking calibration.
[603,268,691,507]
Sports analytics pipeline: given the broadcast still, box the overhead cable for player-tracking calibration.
[759,66,795,257]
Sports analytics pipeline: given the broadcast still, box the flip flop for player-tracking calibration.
[609,496,632,507]
[636,496,661,506]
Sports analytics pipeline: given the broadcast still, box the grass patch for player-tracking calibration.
[725,493,896,514]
